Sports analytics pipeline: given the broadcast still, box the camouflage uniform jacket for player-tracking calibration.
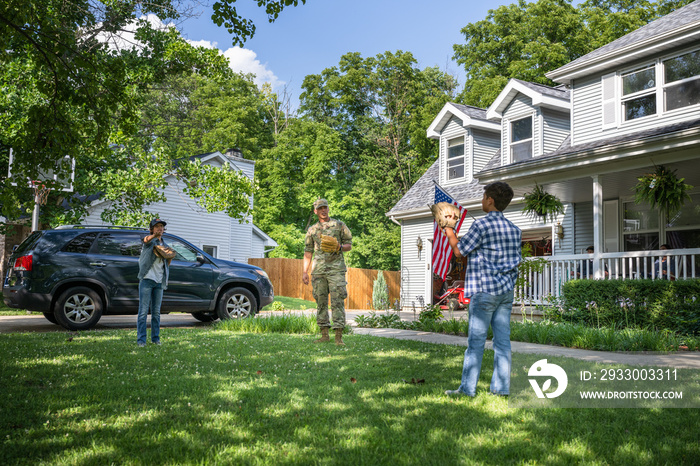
[304,218,352,275]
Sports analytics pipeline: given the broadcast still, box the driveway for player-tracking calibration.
[0,309,473,334]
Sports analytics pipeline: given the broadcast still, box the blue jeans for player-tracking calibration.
[458,290,514,396]
[137,279,163,344]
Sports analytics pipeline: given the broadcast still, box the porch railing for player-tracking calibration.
[517,248,700,304]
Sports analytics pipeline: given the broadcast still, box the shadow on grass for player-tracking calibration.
[0,330,698,464]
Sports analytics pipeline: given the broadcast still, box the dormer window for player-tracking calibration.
[664,50,700,111]
[510,116,532,162]
[622,65,656,121]
[447,137,465,180]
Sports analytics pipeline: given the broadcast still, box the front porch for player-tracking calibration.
[519,248,700,304]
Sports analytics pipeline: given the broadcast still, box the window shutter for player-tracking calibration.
[601,72,617,129]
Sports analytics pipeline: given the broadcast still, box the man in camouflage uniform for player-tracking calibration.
[302,198,352,345]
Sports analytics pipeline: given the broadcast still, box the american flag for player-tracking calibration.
[432,184,467,279]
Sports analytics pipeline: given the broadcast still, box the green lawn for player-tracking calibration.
[261,295,316,311]
[1,322,698,464]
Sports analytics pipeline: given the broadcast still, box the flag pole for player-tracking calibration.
[432,179,477,221]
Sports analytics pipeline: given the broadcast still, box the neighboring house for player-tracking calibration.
[83,149,277,262]
[388,0,700,309]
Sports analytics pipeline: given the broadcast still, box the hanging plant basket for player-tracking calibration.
[633,165,692,221]
[522,183,564,223]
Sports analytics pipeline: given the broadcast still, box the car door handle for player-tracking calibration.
[89,262,107,267]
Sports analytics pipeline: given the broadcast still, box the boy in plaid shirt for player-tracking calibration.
[443,182,522,397]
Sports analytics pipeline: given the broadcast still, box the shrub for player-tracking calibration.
[372,271,390,310]
[559,279,700,335]
[270,301,286,311]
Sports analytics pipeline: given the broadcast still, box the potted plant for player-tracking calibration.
[633,165,693,221]
[522,183,564,222]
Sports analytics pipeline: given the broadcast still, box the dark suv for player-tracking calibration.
[3,226,274,330]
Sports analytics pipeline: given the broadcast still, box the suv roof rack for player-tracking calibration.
[55,225,149,231]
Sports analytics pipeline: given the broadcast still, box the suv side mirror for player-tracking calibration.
[12,244,19,252]
[196,254,206,264]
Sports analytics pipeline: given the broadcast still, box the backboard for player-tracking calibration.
[7,148,76,192]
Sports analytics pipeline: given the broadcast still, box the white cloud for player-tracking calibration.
[223,47,283,90]
[187,39,217,49]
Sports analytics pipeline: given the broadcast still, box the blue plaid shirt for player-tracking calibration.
[457,211,522,297]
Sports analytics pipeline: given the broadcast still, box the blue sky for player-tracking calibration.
[175,0,514,107]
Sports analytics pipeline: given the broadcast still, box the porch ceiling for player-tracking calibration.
[539,158,700,204]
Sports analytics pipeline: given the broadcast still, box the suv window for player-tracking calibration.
[13,231,42,255]
[63,232,98,254]
[167,236,200,262]
[94,233,144,257]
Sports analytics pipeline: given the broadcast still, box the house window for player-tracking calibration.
[621,65,656,121]
[510,117,532,162]
[203,245,217,258]
[665,193,700,248]
[663,50,700,112]
[447,137,464,180]
[623,201,659,251]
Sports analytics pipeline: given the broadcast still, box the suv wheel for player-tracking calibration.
[192,311,218,322]
[217,287,256,320]
[54,286,103,330]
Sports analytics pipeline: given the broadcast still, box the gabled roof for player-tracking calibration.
[426,102,500,139]
[252,224,278,247]
[187,150,255,174]
[386,160,485,217]
[548,0,700,84]
[486,79,570,120]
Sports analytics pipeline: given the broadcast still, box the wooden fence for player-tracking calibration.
[248,258,400,310]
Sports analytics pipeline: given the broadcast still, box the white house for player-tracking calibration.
[83,149,277,262]
[388,0,700,309]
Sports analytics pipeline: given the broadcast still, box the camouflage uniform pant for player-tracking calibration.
[311,273,347,329]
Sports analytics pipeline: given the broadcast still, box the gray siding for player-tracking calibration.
[400,217,435,309]
[574,202,594,253]
[554,203,575,255]
[472,129,501,174]
[542,109,571,154]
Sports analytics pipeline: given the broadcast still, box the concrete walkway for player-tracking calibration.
[352,327,700,369]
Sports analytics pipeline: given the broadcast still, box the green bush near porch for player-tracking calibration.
[548,279,700,335]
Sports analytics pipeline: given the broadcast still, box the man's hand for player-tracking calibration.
[302,271,309,285]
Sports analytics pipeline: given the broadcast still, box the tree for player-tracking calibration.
[296,51,457,270]
[138,71,274,161]
[254,119,347,254]
[453,0,587,108]
[372,270,389,310]
[0,0,306,228]
[452,0,694,108]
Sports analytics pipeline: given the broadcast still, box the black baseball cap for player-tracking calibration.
[150,218,167,228]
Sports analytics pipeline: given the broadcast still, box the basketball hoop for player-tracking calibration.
[31,181,51,206]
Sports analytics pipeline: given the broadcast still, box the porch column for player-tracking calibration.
[592,175,603,278]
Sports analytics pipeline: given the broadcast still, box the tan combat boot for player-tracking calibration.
[334,328,345,346]
[315,327,330,343]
